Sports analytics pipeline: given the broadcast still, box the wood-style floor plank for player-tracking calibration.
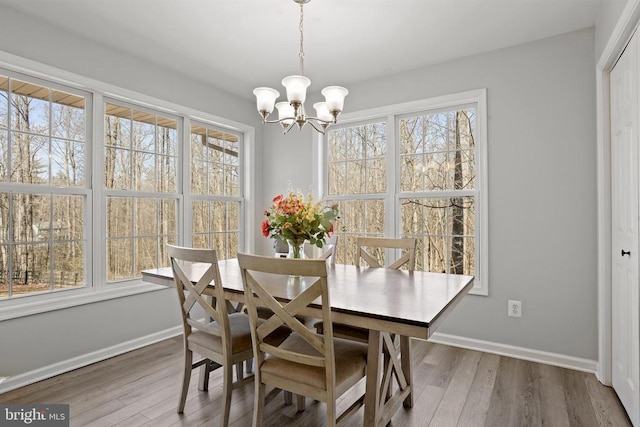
[456,352,500,427]
[0,336,632,427]
[483,356,519,426]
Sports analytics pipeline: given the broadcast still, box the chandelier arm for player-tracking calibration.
[307,120,327,134]
[283,123,297,135]
[263,117,296,125]
[305,115,333,125]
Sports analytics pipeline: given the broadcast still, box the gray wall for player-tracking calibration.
[0,7,262,378]
[262,28,598,360]
[0,6,256,125]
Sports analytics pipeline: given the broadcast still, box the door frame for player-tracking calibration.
[597,0,640,385]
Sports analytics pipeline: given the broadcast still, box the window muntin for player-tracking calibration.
[104,102,179,282]
[190,124,242,259]
[401,196,475,275]
[326,121,387,264]
[399,110,475,192]
[190,125,240,197]
[0,74,88,299]
[106,196,177,281]
[328,122,386,195]
[105,103,177,193]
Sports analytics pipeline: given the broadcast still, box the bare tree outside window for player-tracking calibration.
[400,108,476,276]
[104,103,178,282]
[326,122,386,264]
[326,107,477,277]
[190,124,241,259]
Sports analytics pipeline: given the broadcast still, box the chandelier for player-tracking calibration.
[252,0,348,135]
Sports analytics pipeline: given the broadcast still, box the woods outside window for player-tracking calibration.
[323,90,487,295]
[0,73,89,298]
[0,65,248,304]
[190,123,242,260]
[104,101,179,282]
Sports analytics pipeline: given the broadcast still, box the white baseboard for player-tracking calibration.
[428,332,598,374]
[0,326,183,395]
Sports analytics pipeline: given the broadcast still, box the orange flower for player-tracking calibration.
[262,189,339,249]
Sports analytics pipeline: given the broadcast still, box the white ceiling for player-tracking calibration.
[1,0,605,99]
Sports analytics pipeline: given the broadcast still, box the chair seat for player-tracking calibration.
[257,306,315,328]
[189,313,290,354]
[262,332,368,390]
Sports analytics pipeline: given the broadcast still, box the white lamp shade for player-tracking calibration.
[276,101,295,126]
[321,86,348,112]
[281,75,311,103]
[313,102,333,122]
[253,87,280,113]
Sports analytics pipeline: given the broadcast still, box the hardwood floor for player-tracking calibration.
[0,336,631,426]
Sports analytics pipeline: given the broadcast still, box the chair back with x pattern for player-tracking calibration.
[355,236,417,271]
[317,235,339,267]
[238,255,335,377]
[168,245,232,357]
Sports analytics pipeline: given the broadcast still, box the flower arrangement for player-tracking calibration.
[262,190,338,257]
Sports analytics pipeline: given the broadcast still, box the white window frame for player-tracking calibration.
[0,51,256,320]
[187,119,245,258]
[315,89,488,295]
[102,97,183,284]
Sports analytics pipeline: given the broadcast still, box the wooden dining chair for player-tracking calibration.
[316,236,418,339]
[237,253,368,427]
[316,236,418,406]
[355,236,417,270]
[317,235,338,267]
[167,245,289,426]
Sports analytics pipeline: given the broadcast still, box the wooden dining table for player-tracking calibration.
[142,259,474,426]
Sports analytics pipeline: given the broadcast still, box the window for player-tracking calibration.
[190,123,242,259]
[323,90,487,294]
[0,74,89,298]
[104,101,178,282]
[326,122,387,263]
[399,108,476,277]
[0,60,251,311]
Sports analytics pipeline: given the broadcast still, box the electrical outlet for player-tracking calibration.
[508,300,522,317]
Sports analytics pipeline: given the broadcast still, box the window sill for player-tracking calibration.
[0,281,168,322]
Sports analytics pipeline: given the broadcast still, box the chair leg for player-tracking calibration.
[296,394,305,412]
[253,380,265,427]
[284,390,292,405]
[178,349,192,413]
[221,364,233,427]
[198,359,211,391]
[235,362,244,381]
[326,397,337,427]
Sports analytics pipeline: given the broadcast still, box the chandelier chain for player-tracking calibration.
[299,1,305,76]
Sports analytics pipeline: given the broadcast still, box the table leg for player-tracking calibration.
[401,336,413,407]
[364,329,382,426]
[365,331,414,426]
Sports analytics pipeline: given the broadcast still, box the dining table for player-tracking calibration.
[142,259,474,427]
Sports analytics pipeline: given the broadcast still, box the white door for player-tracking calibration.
[611,31,640,426]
